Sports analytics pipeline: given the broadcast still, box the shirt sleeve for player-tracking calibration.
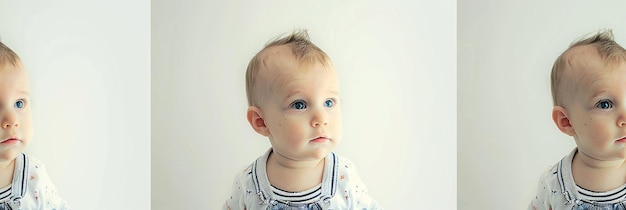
[341,157,383,209]
[29,158,71,210]
[350,173,383,209]
[529,168,554,210]
[224,166,250,210]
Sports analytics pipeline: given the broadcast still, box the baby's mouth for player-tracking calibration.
[310,137,330,143]
[1,137,20,144]
[616,137,626,143]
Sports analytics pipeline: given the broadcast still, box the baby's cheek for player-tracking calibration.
[330,117,343,139]
[588,123,612,144]
[332,126,343,143]
[282,122,304,141]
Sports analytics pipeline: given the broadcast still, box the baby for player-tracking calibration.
[224,29,381,209]
[530,29,626,209]
[0,41,69,209]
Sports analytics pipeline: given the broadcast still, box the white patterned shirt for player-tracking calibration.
[224,148,382,210]
[0,153,70,210]
[529,148,626,210]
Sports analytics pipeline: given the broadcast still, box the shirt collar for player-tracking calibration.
[252,148,337,206]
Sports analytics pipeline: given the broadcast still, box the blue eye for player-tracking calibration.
[290,100,307,110]
[595,100,613,109]
[14,100,24,109]
[324,99,334,108]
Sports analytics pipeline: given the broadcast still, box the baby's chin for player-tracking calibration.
[616,147,626,159]
[308,145,336,159]
[284,147,335,161]
[0,149,23,163]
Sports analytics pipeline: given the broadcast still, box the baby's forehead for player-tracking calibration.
[0,61,26,74]
[0,62,30,91]
[561,45,625,91]
[562,45,605,77]
[258,45,297,70]
[257,47,320,81]
[255,44,335,86]
[564,45,602,67]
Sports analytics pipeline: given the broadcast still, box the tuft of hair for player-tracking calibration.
[0,41,22,67]
[245,29,331,107]
[550,29,626,106]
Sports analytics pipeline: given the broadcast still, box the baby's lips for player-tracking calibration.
[0,136,20,143]
[310,136,331,142]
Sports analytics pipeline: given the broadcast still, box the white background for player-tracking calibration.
[152,1,456,209]
[0,1,151,209]
[458,1,626,209]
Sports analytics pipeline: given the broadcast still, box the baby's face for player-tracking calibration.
[563,49,626,161]
[259,58,342,161]
[0,63,32,162]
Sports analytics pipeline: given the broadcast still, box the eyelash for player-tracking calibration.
[289,99,336,110]
[290,100,308,110]
[595,99,614,110]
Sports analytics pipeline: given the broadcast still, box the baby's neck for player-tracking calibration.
[266,151,325,192]
[0,159,15,188]
[572,150,626,192]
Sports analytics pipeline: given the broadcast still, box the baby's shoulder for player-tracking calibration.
[16,154,69,210]
[230,162,255,187]
[539,155,568,180]
[330,154,381,209]
[23,155,51,179]
[332,155,366,183]
[22,155,56,188]
[532,158,565,200]
[235,163,254,178]
[537,163,559,186]
[335,154,354,165]
[26,155,46,171]
[334,155,359,173]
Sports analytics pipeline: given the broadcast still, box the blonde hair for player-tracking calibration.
[0,41,22,67]
[245,29,331,107]
[551,29,626,106]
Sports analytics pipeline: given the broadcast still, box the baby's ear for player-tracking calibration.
[247,106,270,137]
[552,106,575,136]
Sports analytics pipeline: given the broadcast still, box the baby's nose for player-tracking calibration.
[1,112,19,129]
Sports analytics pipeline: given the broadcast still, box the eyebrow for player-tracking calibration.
[284,90,339,100]
[18,90,30,96]
[585,75,612,99]
[590,90,609,99]
[285,91,302,100]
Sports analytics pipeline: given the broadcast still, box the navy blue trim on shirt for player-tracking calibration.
[19,154,27,197]
[577,184,626,203]
[251,149,339,207]
[0,153,29,210]
[557,156,574,203]
[272,186,321,197]
[329,153,337,197]
[0,186,10,201]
